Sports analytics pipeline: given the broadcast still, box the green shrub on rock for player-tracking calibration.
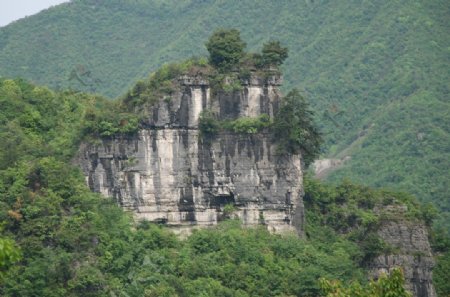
[273,89,322,167]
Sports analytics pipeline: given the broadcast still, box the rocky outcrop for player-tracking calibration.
[77,73,304,236]
[76,72,436,295]
[369,207,436,297]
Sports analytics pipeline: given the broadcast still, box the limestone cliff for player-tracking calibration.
[78,73,304,235]
[76,71,437,296]
[368,206,436,297]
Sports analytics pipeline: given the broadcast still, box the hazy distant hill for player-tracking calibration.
[0,0,448,229]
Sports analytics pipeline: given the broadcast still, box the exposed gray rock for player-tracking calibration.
[369,217,436,297]
[77,73,304,236]
[139,73,281,128]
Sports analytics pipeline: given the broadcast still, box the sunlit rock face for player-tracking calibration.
[78,73,305,236]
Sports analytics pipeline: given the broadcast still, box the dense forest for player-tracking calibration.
[0,0,448,233]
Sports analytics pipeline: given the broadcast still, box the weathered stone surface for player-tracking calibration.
[77,73,304,236]
[140,74,282,128]
[78,130,303,235]
[369,219,436,297]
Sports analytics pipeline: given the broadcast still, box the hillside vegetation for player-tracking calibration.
[3,77,447,295]
[0,0,448,232]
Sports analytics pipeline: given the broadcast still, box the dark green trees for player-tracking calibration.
[205,29,246,71]
[205,29,287,71]
[204,30,320,167]
[261,40,288,67]
[320,268,412,297]
[0,237,21,279]
[273,89,322,167]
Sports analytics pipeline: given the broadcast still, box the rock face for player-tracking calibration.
[368,207,436,297]
[77,74,304,235]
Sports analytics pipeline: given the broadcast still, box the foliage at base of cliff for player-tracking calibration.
[320,268,412,297]
[304,175,436,265]
[305,176,450,296]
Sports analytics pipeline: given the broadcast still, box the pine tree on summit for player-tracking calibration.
[205,29,246,72]
[261,40,288,67]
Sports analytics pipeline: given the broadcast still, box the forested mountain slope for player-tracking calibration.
[0,0,448,230]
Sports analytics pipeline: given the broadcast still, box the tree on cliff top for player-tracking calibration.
[205,29,246,71]
[261,40,289,67]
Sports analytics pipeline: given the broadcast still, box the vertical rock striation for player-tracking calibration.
[368,206,436,297]
[78,73,304,235]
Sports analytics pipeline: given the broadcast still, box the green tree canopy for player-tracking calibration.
[0,236,21,279]
[205,29,246,71]
[320,268,412,297]
[273,89,322,167]
[261,40,288,67]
